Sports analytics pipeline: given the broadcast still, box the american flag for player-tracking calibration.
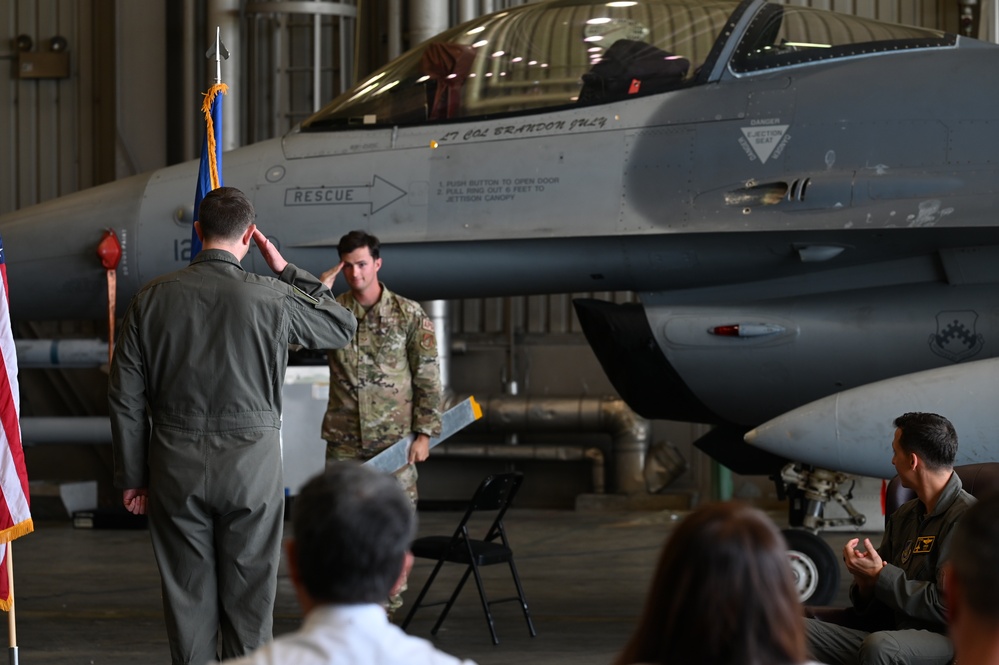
[0,233,32,611]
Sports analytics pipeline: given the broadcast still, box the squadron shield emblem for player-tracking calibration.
[901,539,914,565]
[929,310,984,362]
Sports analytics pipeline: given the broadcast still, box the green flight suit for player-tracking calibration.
[109,250,357,665]
[806,472,976,665]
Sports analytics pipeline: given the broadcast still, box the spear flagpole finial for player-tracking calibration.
[205,26,230,85]
[215,26,221,83]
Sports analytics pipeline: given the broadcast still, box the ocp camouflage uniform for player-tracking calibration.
[323,283,442,613]
[322,283,442,484]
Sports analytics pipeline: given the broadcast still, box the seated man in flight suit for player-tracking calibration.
[805,412,976,665]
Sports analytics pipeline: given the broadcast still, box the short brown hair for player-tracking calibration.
[198,187,255,242]
[893,412,957,470]
[337,230,380,259]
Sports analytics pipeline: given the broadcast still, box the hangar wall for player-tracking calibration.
[0,0,968,510]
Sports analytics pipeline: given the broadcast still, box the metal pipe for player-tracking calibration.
[182,0,197,161]
[273,14,284,139]
[388,0,403,60]
[313,13,322,112]
[434,443,605,493]
[409,0,449,48]
[458,0,479,23]
[20,418,111,445]
[504,298,518,398]
[423,300,451,396]
[340,3,353,93]
[15,339,109,368]
[17,395,649,491]
[17,336,651,494]
[471,395,650,494]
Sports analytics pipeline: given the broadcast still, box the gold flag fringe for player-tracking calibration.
[201,82,229,191]
[0,519,34,612]
[0,520,34,546]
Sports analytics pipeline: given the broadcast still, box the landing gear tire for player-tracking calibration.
[783,528,839,606]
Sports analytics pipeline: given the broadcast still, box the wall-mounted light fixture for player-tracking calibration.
[16,34,70,79]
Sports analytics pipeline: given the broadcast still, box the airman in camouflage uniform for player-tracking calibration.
[321,284,442,503]
[320,231,442,614]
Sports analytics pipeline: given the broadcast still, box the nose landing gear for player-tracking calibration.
[776,463,868,605]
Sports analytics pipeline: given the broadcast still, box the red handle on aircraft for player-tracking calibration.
[97,229,121,270]
[97,229,121,366]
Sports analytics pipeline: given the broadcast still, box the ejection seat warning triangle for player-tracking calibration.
[740,124,789,164]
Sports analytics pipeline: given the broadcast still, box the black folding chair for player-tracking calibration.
[401,472,536,645]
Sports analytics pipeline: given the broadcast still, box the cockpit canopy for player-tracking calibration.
[301,0,952,131]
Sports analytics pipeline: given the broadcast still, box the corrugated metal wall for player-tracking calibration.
[0,0,168,216]
[454,291,638,335]
[245,2,358,143]
[800,0,940,25]
[1,0,98,214]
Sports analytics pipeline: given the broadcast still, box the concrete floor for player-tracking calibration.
[8,506,862,664]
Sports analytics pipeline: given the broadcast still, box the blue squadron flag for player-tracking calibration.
[190,81,227,260]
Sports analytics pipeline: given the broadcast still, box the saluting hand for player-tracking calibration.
[253,229,288,274]
[320,262,344,290]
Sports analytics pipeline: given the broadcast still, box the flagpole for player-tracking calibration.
[191,27,229,261]
[214,26,222,84]
[7,544,16,665]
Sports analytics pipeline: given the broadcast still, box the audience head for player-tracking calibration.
[337,230,381,260]
[946,491,999,634]
[615,501,807,665]
[290,462,415,605]
[197,186,256,242]
[892,412,958,470]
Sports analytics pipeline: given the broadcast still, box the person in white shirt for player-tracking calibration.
[219,461,477,665]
